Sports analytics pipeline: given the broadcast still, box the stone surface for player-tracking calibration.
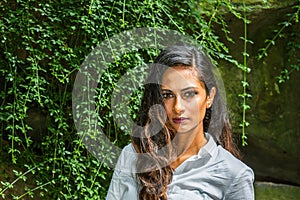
[216,3,300,185]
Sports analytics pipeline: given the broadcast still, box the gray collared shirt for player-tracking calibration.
[106,133,254,199]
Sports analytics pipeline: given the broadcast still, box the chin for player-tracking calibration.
[175,128,193,134]
[175,124,199,134]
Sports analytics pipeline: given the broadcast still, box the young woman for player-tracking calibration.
[106,45,254,200]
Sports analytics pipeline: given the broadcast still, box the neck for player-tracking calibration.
[171,126,207,169]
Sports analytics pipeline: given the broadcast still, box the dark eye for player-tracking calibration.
[183,91,197,98]
[162,92,174,99]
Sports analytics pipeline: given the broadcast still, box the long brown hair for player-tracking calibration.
[131,45,240,200]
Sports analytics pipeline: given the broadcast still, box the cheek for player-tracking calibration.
[163,100,173,116]
[190,98,207,115]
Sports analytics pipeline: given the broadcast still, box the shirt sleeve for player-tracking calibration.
[224,167,255,200]
[106,144,139,200]
[105,169,139,200]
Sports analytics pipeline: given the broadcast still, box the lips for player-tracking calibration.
[172,117,188,124]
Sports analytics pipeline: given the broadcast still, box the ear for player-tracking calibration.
[206,87,216,108]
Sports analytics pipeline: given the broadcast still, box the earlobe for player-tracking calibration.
[206,98,212,108]
[206,87,216,108]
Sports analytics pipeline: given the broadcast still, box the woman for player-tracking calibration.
[106,45,254,200]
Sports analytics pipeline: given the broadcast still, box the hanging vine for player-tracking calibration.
[239,0,252,146]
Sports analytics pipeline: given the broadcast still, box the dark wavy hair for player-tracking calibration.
[131,45,240,200]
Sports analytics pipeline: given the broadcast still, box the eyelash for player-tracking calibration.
[162,92,174,99]
[162,90,198,99]
[183,91,198,98]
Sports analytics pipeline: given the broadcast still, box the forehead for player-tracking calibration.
[161,67,203,89]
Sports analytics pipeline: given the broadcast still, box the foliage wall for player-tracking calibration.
[0,0,299,199]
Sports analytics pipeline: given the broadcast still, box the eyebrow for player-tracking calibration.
[161,86,198,92]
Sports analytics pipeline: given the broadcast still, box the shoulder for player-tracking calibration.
[215,146,254,199]
[115,143,137,173]
[204,133,253,178]
[121,143,136,155]
[216,145,254,179]
[106,144,139,200]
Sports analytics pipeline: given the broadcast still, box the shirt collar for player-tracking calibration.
[195,132,217,159]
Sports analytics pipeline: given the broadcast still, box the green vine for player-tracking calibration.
[239,0,252,146]
[0,0,238,199]
[0,0,299,199]
[258,2,300,61]
[257,2,300,89]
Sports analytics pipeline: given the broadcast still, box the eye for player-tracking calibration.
[162,92,174,99]
[183,90,198,99]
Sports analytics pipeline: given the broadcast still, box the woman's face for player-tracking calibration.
[161,67,214,134]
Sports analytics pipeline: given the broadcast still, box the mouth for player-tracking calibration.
[172,117,188,124]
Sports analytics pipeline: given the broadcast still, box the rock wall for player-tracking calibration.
[216,2,300,185]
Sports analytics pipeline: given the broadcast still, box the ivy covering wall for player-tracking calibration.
[0,0,299,199]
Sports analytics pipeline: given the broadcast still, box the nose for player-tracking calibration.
[173,96,184,114]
